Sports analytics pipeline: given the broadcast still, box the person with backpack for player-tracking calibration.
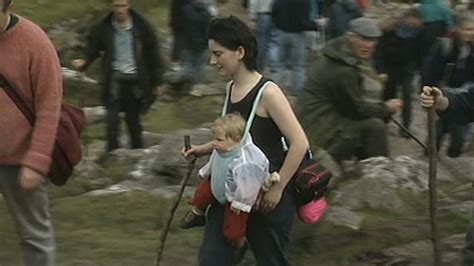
[375,8,423,137]
[182,16,309,266]
[0,0,62,264]
[71,0,166,152]
[423,11,474,157]
[420,85,474,266]
[418,0,453,81]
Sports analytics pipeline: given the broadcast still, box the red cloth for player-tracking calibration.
[0,17,62,175]
[223,203,249,247]
[191,177,249,246]
[356,0,368,11]
[190,176,215,210]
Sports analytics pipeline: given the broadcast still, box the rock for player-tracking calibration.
[331,156,428,213]
[150,127,213,185]
[85,180,145,196]
[82,106,106,124]
[324,206,364,230]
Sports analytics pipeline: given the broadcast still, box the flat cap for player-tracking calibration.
[348,17,381,38]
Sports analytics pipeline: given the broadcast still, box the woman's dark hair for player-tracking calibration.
[207,16,258,71]
[2,0,13,12]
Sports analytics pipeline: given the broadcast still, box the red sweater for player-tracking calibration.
[0,17,62,176]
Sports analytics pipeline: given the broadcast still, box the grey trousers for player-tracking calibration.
[462,208,474,266]
[0,166,56,266]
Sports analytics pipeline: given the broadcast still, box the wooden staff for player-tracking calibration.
[427,62,454,265]
[427,95,441,265]
[155,135,196,266]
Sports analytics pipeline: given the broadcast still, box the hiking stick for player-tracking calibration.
[389,117,428,152]
[155,135,196,266]
[427,93,441,265]
[426,62,455,265]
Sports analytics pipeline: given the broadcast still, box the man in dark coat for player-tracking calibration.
[297,18,402,162]
[422,11,474,157]
[420,85,474,266]
[72,0,165,152]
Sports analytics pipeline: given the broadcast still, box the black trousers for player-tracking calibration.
[106,76,143,152]
[382,66,415,129]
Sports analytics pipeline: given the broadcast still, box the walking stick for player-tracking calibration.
[155,135,196,266]
[427,93,442,265]
[389,117,428,152]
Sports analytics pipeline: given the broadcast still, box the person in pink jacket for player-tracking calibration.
[0,0,62,265]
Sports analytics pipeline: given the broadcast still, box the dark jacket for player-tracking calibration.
[326,0,362,40]
[440,86,474,124]
[272,0,317,33]
[182,2,212,52]
[297,37,391,148]
[82,9,164,108]
[375,22,422,73]
[169,0,190,31]
[423,37,474,88]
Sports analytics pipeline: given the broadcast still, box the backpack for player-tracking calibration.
[0,74,85,186]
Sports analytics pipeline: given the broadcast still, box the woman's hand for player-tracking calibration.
[255,184,284,214]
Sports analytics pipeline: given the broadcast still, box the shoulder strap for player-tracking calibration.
[0,73,35,125]
[243,81,271,136]
[221,79,272,137]
[221,81,234,116]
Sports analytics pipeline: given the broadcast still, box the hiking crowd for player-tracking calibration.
[0,0,473,265]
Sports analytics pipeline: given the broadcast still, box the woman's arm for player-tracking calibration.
[256,83,309,212]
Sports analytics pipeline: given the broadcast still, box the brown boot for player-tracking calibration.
[179,210,205,229]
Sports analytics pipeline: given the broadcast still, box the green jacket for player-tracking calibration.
[297,36,391,149]
[81,9,164,109]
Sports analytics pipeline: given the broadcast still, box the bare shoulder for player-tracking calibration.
[262,82,287,103]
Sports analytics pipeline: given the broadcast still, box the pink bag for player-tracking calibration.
[298,197,328,224]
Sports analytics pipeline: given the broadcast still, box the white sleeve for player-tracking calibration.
[198,153,214,179]
[226,163,268,213]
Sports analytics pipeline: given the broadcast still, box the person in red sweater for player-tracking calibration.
[0,0,62,265]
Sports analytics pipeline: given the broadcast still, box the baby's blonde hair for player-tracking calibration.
[211,113,246,141]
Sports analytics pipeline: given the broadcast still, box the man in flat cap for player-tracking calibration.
[297,17,402,163]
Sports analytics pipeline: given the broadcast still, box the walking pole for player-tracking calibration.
[389,117,428,152]
[427,93,442,265]
[155,135,196,266]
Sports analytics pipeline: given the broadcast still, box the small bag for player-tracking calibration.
[0,74,85,186]
[298,196,328,224]
[293,152,332,205]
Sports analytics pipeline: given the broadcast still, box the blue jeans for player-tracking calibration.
[0,166,56,266]
[199,187,297,266]
[255,13,279,71]
[274,30,307,95]
[172,49,207,85]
